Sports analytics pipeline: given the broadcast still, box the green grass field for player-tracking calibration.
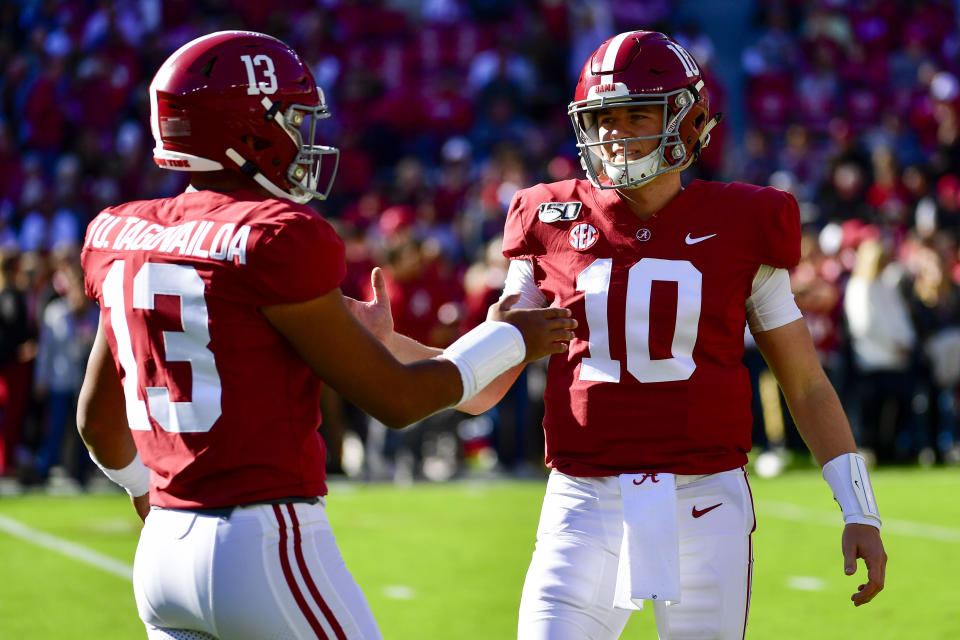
[1,467,958,639]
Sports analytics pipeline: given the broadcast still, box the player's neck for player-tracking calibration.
[614,173,683,220]
[190,171,272,199]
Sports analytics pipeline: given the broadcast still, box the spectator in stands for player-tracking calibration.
[844,238,917,462]
[31,256,98,484]
[866,146,911,228]
[934,173,960,234]
[905,237,960,463]
[818,159,874,223]
[0,249,34,477]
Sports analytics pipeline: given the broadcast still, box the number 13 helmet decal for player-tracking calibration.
[569,31,722,190]
[150,31,339,203]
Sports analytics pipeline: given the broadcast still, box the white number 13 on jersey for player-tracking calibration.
[577,257,702,383]
[103,260,222,433]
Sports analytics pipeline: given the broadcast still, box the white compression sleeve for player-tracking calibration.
[746,265,803,333]
[502,259,547,309]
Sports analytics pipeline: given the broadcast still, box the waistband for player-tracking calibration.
[155,496,320,519]
[675,473,712,487]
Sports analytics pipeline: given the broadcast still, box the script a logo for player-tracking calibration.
[633,473,659,485]
[569,223,599,251]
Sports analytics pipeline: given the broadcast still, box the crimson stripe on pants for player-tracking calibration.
[741,468,756,640]
[285,504,349,640]
[273,504,328,639]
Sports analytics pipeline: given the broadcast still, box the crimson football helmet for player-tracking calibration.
[569,31,722,189]
[150,31,339,203]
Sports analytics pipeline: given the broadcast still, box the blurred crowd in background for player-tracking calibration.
[1,0,960,491]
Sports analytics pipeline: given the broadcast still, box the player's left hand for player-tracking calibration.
[343,267,394,344]
[841,523,886,606]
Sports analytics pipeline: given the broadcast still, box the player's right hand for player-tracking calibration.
[488,294,576,362]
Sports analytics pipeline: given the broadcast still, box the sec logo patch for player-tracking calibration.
[569,223,599,251]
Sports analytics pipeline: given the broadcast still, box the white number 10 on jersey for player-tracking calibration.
[577,257,702,383]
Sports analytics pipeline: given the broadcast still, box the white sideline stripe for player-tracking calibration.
[0,513,133,580]
[758,500,960,543]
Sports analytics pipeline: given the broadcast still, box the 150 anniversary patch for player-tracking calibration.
[537,201,582,223]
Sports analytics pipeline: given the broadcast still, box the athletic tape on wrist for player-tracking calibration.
[822,452,881,529]
[90,451,150,497]
[440,321,526,405]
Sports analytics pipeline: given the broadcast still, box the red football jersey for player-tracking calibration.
[81,189,345,508]
[503,179,801,476]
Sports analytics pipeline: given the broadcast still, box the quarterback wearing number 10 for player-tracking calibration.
[450,31,888,640]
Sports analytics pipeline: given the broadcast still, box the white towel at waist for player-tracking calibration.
[613,472,681,610]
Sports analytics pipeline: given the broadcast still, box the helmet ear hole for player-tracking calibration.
[694,113,705,129]
[240,135,273,152]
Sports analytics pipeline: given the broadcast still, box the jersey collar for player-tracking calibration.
[589,179,705,228]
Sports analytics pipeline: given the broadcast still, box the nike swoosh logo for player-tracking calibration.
[692,503,723,518]
[685,233,717,245]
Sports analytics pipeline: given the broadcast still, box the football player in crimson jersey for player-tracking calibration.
[75,31,575,640]
[359,31,886,639]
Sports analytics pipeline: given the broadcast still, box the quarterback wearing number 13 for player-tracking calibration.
[75,31,575,640]
[455,31,888,639]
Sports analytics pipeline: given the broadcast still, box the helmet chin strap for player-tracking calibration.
[224,147,311,204]
[602,146,663,189]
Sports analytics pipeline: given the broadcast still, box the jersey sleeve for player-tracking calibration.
[752,187,801,269]
[80,247,99,302]
[502,188,543,260]
[245,209,346,305]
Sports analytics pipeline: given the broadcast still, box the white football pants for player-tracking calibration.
[133,501,382,640]
[518,469,755,640]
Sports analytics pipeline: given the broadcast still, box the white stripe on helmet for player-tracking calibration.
[599,31,634,85]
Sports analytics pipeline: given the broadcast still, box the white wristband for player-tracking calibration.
[822,453,881,530]
[440,321,526,405]
[90,451,150,498]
